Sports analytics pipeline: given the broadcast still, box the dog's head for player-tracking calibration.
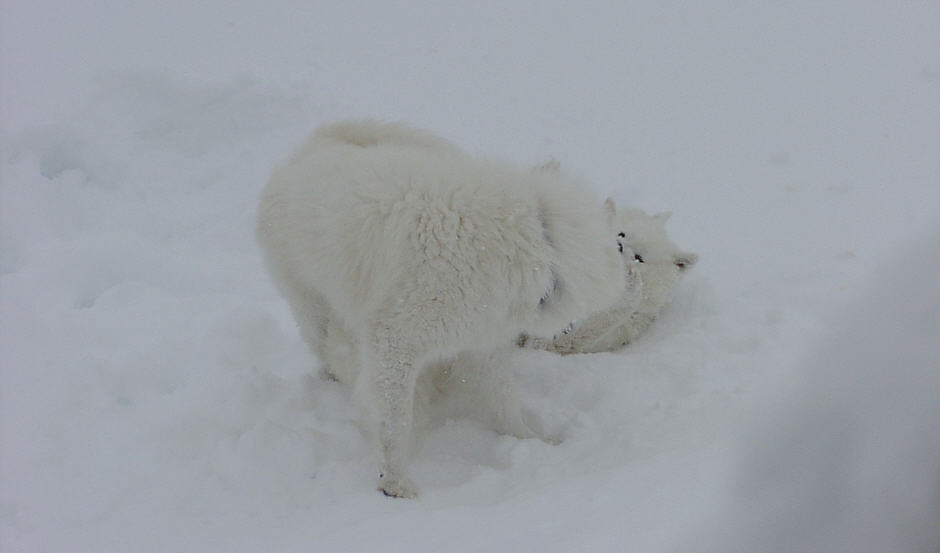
[608,201,698,273]
[605,200,698,313]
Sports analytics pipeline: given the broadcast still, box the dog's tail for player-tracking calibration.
[312,119,461,153]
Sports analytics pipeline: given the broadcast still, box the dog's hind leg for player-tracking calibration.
[366,325,423,498]
[293,287,340,380]
[275,274,341,379]
[322,316,358,384]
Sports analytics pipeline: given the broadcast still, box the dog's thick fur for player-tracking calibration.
[520,205,698,353]
[257,120,628,497]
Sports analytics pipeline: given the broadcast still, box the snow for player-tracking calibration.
[2,2,938,551]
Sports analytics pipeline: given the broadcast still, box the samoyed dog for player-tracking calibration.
[520,203,698,354]
[257,120,631,497]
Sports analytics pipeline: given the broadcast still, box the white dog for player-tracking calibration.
[520,204,698,354]
[257,120,631,497]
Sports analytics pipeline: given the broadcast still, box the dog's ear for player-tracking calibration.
[604,197,617,217]
[674,251,698,271]
[653,211,672,225]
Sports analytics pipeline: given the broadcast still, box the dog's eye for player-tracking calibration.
[617,232,626,238]
[634,253,644,263]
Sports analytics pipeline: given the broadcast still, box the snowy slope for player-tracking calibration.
[2,2,938,552]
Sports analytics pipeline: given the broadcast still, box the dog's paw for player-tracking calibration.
[496,408,562,444]
[378,472,418,499]
[500,418,541,441]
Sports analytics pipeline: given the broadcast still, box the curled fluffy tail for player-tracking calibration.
[313,119,461,153]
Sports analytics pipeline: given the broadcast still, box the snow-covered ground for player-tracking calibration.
[2,2,938,552]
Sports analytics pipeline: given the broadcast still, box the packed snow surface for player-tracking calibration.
[2,2,938,552]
